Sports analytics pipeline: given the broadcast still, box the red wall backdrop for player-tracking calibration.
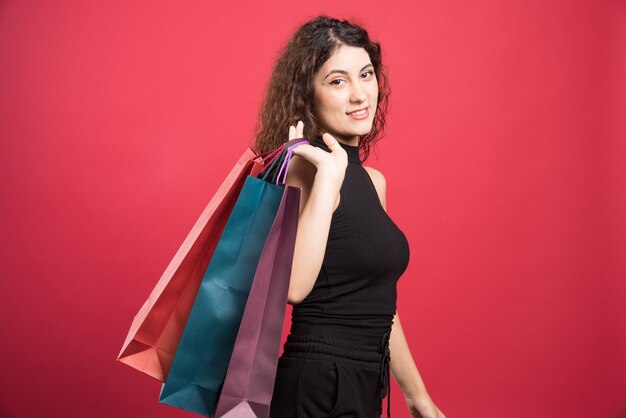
[1,1,625,417]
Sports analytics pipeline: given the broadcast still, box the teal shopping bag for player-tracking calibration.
[158,139,308,417]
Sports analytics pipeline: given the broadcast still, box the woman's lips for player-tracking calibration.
[347,107,370,120]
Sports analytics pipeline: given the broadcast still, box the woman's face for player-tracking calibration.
[313,45,378,145]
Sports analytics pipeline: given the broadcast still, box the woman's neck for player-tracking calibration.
[318,131,359,147]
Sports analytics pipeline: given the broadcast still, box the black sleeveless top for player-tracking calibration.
[290,135,411,341]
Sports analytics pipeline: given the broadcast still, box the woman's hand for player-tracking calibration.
[405,393,446,418]
[288,121,348,184]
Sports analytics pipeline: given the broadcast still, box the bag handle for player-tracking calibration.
[251,137,306,162]
[257,138,309,186]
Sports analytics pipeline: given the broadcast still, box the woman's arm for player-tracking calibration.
[389,310,428,398]
[285,155,341,304]
[284,123,347,305]
[364,166,445,418]
[390,312,446,418]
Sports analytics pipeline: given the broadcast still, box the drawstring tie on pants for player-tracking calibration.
[378,331,391,418]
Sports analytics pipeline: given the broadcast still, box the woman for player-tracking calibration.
[252,15,445,418]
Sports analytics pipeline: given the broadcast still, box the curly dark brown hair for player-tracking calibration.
[249,15,391,163]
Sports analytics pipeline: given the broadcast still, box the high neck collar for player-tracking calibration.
[312,135,361,165]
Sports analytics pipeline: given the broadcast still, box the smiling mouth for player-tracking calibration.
[347,107,369,116]
[347,106,370,120]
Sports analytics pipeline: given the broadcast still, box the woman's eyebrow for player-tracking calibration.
[323,63,374,80]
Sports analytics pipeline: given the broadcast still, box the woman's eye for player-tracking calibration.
[330,71,374,86]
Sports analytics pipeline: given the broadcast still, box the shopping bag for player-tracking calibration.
[117,148,264,382]
[213,180,300,417]
[158,139,308,417]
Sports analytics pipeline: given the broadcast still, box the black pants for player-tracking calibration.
[269,328,391,418]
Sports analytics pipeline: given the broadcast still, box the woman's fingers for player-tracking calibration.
[321,133,348,163]
[289,120,304,141]
[290,143,331,166]
[288,124,296,141]
[290,143,315,158]
[321,132,339,149]
[296,120,303,139]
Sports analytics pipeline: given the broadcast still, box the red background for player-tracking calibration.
[1,1,625,417]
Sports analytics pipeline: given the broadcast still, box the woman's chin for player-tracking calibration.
[351,123,374,136]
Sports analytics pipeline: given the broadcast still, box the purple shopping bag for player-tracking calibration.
[213,164,302,418]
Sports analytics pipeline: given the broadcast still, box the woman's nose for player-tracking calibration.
[350,81,368,102]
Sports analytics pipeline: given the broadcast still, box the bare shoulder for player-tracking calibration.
[363,166,387,210]
[363,166,387,188]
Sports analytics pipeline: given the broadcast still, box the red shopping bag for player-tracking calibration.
[117,148,264,382]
